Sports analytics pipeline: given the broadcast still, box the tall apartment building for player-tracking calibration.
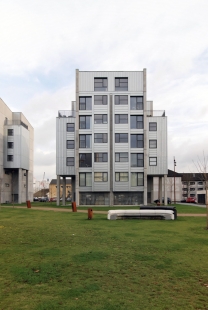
[0,98,34,203]
[56,69,168,206]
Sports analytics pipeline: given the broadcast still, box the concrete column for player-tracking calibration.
[75,69,79,205]
[159,176,162,204]
[109,94,113,206]
[164,174,167,205]
[143,68,147,206]
[62,177,66,206]
[18,168,22,204]
[56,175,60,206]
[26,170,29,201]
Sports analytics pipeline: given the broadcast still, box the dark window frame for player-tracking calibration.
[149,122,157,131]
[94,153,108,162]
[66,123,75,132]
[94,78,108,91]
[94,95,107,105]
[94,114,108,124]
[130,96,143,110]
[115,172,129,182]
[149,140,157,148]
[79,172,92,187]
[115,133,128,143]
[7,155,13,162]
[115,95,128,105]
[115,114,128,124]
[8,129,13,136]
[66,157,74,166]
[79,153,92,167]
[131,134,144,148]
[131,153,144,167]
[115,77,128,91]
[79,116,91,129]
[94,172,108,182]
[79,135,91,148]
[7,142,14,149]
[130,115,143,129]
[79,97,92,110]
[66,140,74,149]
[149,157,157,166]
[115,152,128,162]
[94,133,108,143]
[131,172,144,186]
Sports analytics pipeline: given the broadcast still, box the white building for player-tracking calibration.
[0,98,34,203]
[56,69,168,206]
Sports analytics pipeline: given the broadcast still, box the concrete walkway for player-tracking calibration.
[1,205,206,216]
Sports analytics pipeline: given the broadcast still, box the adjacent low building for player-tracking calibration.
[56,69,168,206]
[0,98,33,203]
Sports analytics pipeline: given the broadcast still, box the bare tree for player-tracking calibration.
[193,152,208,229]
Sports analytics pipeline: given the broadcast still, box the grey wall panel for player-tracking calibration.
[79,186,92,192]
[114,182,130,191]
[114,163,129,171]
[94,163,109,171]
[93,183,109,191]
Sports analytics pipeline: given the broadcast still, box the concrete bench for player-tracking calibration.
[107,209,175,220]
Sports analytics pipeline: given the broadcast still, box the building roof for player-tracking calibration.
[181,173,208,182]
[167,169,182,177]
[50,179,71,185]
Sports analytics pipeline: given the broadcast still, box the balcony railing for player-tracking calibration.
[146,110,165,117]
[58,110,76,118]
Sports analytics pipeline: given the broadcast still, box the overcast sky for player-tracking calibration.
[1,0,208,181]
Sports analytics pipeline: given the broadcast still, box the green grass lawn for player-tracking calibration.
[0,208,208,309]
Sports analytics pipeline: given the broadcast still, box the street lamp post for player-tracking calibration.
[174,157,176,204]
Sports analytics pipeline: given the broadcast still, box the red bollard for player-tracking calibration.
[26,200,31,208]
[88,208,93,220]
[72,202,77,212]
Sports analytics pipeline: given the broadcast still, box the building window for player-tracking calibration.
[66,123,75,132]
[130,96,143,110]
[94,153,108,162]
[79,116,91,129]
[183,188,188,191]
[66,140,74,149]
[8,129,13,136]
[190,182,195,185]
[79,135,91,148]
[115,78,128,91]
[5,183,9,187]
[198,181,203,185]
[115,95,128,105]
[149,140,157,148]
[79,97,92,110]
[131,153,144,167]
[149,122,157,131]
[115,172,128,182]
[131,134,144,148]
[115,152,128,162]
[7,155,13,162]
[94,78,107,91]
[94,172,108,182]
[115,133,128,143]
[190,194,195,197]
[94,114,108,124]
[149,157,157,166]
[131,172,144,186]
[79,173,92,186]
[190,188,195,191]
[115,114,128,124]
[66,157,74,166]
[7,142,14,149]
[183,182,188,185]
[94,95,107,105]
[130,116,143,129]
[198,188,203,191]
[79,153,92,167]
[94,133,108,143]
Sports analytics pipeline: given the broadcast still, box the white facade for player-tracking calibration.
[56,70,168,206]
[0,98,33,203]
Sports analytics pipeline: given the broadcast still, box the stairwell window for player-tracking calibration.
[7,155,13,161]
[94,78,107,91]
[115,78,128,91]
[8,129,13,136]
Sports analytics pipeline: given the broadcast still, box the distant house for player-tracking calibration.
[49,179,71,199]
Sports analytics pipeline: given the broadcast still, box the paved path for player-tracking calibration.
[1,205,206,216]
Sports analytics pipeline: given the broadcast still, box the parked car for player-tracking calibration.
[39,197,48,202]
[154,197,172,204]
[33,197,39,202]
[186,197,197,203]
[49,197,57,202]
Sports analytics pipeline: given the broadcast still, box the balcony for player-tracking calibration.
[58,110,76,118]
[146,110,165,117]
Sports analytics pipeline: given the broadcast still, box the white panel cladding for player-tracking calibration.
[114,144,129,152]
[79,71,143,92]
[94,105,108,114]
[56,117,75,176]
[66,150,75,157]
[79,186,92,192]
[114,105,129,113]
[79,167,92,172]
[114,182,130,191]
[4,125,29,169]
[114,124,129,133]
[94,183,109,191]
[93,144,109,152]
[130,148,144,152]
[93,124,108,132]
[147,116,167,175]
[66,132,75,140]
[115,162,129,171]
[130,167,144,172]
[94,162,108,171]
